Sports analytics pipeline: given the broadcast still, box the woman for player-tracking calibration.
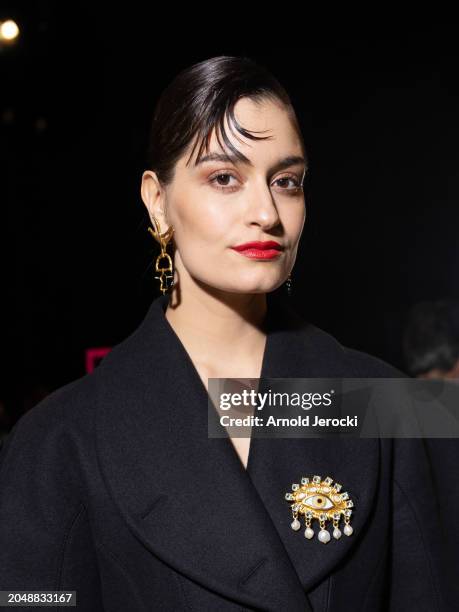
[1,55,457,611]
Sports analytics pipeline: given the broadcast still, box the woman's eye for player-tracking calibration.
[274,176,302,191]
[209,173,238,191]
[208,172,303,193]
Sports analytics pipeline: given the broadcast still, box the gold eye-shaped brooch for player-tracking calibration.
[284,475,354,544]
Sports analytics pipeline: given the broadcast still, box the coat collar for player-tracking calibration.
[95,292,379,612]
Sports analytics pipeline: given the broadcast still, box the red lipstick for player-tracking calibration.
[231,241,283,260]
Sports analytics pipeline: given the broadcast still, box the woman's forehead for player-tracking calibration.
[180,109,303,172]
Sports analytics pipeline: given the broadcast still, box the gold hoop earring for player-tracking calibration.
[147,215,175,295]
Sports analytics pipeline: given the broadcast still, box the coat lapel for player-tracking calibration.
[95,292,379,611]
[245,298,380,592]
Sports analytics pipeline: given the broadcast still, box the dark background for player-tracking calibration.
[5,5,459,424]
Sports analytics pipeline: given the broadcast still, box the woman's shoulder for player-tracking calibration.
[282,301,406,379]
[340,344,406,378]
[272,294,405,378]
[0,372,98,467]
[314,325,405,377]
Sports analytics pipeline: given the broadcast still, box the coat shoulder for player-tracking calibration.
[302,319,406,378]
[0,371,98,472]
[341,345,406,378]
[0,372,104,595]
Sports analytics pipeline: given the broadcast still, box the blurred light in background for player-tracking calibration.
[0,19,20,45]
[85,348,112,374]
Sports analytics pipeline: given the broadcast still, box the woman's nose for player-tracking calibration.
[245,180,281,229]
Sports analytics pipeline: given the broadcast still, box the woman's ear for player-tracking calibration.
[140,170,170,232]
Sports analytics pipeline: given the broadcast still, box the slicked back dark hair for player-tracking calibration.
[145,55,307,186]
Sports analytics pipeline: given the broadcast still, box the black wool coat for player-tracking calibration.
[1,293,458,611]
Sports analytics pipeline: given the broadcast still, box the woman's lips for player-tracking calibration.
[230,241,283,260]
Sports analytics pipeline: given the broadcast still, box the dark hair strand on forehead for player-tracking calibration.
[145,55,306,187]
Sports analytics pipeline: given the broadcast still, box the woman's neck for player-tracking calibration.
[164,288,268,378]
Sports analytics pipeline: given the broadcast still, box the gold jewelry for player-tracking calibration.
[147,215,175,295]
[285,475,354,543]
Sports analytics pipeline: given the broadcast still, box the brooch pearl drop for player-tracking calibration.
[304,527,314,539]
[291,518,301,531]
[318,529,331,544]
[343,523,353,536]
[333,527,342,539]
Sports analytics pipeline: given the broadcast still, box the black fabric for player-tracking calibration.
[1,293,458,611]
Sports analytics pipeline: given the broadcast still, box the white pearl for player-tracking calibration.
[291,518,301,531]
[304,527,314,539]
[343,524,353,536]
[333,527,342,539]
[318,529,331,543]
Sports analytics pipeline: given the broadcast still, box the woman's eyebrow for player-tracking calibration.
[195,152,307,175]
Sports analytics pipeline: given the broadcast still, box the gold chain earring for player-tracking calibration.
[147,215,175,295]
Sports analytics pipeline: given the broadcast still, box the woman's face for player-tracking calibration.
[142,96,307,296]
